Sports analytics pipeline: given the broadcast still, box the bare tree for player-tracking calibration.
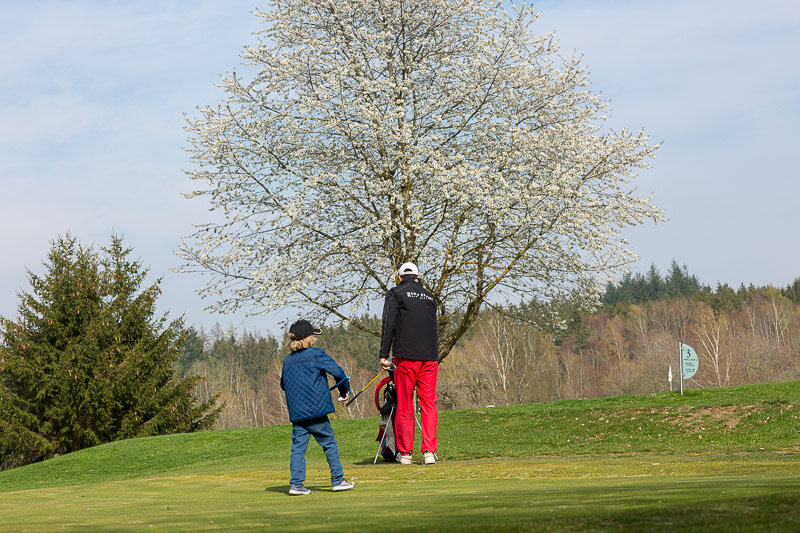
[333,352,373,419]
[693,303,731,388]
[468,311,554,405]
[264,357,290,426]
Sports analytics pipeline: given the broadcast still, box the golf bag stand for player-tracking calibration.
[374,372,398,463]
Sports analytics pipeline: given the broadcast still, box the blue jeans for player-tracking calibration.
[290,415,345,486]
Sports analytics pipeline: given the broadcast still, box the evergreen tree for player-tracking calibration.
[664,261,704,298]
[0,383,53,470]
[695,282,740,315]
[0,234,221,469]
[644,264,666,301]
[782,278,800,304]
[177,326,207,374]
[238,331,279,378]
[601,261,708,313]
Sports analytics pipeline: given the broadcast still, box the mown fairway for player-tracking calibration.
[1,381,799,531]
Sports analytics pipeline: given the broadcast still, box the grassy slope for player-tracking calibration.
[0,381,799,531]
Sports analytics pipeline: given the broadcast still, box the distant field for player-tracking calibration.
[1,381,799,531]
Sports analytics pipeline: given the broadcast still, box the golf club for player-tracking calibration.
[344,369,385,407]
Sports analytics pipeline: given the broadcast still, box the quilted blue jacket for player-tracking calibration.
[280,347,350,423]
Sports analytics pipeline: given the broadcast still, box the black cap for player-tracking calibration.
[289,319,322,340]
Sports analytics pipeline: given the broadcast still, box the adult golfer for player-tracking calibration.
[379,262,439,465]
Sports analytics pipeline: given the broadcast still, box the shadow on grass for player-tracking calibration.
[352,457,398,465]
[264,484,290,495]
[264,483,362,495]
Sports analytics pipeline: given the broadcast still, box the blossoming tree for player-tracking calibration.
[180,0,662,360]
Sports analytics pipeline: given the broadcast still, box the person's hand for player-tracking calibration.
[338,392,349,405]
[380,357,392,371]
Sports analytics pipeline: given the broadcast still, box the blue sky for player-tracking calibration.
[1,1,798,337]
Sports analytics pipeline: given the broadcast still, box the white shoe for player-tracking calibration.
[396,453,413,464]
[423,451,436,465]
[332,479,355,492]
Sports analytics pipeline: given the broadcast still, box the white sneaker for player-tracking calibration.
[423,451,436,465]
[396,453,413,464]
[332,479,355,492]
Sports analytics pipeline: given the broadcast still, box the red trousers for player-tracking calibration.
[394,358,439,455]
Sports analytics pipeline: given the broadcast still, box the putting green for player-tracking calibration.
[2,454,798,531]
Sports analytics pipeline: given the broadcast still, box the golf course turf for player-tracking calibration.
[1,381,798,531]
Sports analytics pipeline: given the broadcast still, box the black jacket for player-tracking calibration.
[379,277,438,361]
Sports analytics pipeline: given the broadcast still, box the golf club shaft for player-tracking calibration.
[344,369,384,407]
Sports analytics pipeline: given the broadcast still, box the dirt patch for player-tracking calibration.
[669,405,756,431]
[597,405,760,432]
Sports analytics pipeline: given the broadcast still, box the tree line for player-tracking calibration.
[442,262,800,407]
[174,318,384,429]
[4,233,798,469]
[174,261,800,426]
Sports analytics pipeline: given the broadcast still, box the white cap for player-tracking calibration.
[398,262,419,277]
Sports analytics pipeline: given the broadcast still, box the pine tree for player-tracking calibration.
[0,382,53,470]
[176,326,207,375]
[782,278,800,304]
[0,234,221,469]
[664,261,703,298]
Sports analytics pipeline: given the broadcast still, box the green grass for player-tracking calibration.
[1,381,799,531]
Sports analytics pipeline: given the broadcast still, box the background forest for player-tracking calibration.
[178,261,800,429]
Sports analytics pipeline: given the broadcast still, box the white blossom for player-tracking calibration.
[178,0,663,358]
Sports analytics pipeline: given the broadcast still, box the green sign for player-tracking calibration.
[681,343,698,379]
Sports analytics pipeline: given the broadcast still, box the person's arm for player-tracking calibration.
[316,350,350,396]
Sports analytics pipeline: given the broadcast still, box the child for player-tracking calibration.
[280,319,355,495]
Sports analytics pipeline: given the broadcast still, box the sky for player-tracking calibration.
[1,0,798,338]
